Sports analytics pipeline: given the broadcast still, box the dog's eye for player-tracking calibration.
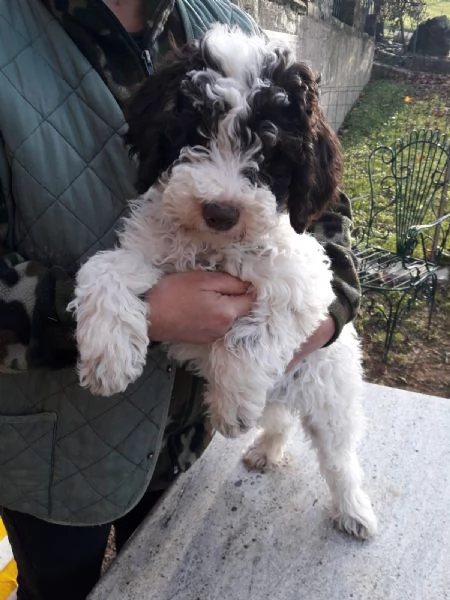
[241,167,259,185]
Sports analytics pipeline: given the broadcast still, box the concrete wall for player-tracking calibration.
[235,1,375,130]
[237,0,308,34]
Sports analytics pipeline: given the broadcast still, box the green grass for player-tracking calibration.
[338,78,450,386]
[426,0,450,18]
[339,80,449,201]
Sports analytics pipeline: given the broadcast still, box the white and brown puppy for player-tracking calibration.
[69,26,377,539]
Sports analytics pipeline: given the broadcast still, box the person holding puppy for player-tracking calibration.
[0,1,360,598]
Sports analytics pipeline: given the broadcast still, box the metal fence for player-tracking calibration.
[320,84,365,132]
[332,0,376,30]
[332,0,345,21]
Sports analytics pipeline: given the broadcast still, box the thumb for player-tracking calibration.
[228,292,254,319]
[204,272,251,296]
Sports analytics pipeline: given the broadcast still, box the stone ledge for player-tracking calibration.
[90,383,450,600]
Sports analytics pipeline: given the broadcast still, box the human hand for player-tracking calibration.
[286,315,336,372]
[146,272,254,344]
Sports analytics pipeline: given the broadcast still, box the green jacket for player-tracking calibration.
[0,0,359,525]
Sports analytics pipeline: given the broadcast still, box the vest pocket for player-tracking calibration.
[0,413,57,516]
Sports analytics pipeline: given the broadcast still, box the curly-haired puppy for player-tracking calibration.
[69,26,377,539]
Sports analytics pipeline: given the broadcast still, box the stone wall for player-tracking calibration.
[237,0,308,34]
[234,0,375,130]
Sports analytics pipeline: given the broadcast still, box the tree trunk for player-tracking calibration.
[399,16,405,46]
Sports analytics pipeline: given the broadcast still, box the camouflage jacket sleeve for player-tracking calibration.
[307,191,360,345]
[0,154,76,372]
[0,250,77,372]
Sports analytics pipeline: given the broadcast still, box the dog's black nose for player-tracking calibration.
[202,202,240,231]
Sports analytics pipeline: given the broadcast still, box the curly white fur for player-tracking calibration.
[69,26,377,539]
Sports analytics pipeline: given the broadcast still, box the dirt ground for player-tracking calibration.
[358,279,450,399]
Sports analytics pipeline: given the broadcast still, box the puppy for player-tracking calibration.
[69,26,377,539]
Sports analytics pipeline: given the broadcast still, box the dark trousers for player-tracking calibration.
[1,487,164,600]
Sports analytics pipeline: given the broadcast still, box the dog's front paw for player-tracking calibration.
[77,316,149,396]
[78,348,146,396]
[333,490,378,540]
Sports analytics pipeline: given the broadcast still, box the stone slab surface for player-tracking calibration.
[90,383,450,600]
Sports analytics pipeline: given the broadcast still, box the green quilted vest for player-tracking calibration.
[0,0,257,525]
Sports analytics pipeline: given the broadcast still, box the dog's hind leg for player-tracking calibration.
[301,404,377,539]
[204,329,292,438]
[243,401,295,471]
[205,359,270,439]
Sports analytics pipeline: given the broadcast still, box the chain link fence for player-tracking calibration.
[320,84,365,132]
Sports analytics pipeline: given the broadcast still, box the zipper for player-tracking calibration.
[141,49,154,75]
[94,0,154,78]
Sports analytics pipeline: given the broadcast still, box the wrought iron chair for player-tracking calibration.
[352,129,450,362]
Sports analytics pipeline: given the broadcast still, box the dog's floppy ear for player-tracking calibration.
[288,110,343,233]
[259,57,342,233]
[288,65,342,233]
[124,45,206,194]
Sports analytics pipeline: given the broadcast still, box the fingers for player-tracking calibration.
[197,271,251,295]
[229,293,254,318]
